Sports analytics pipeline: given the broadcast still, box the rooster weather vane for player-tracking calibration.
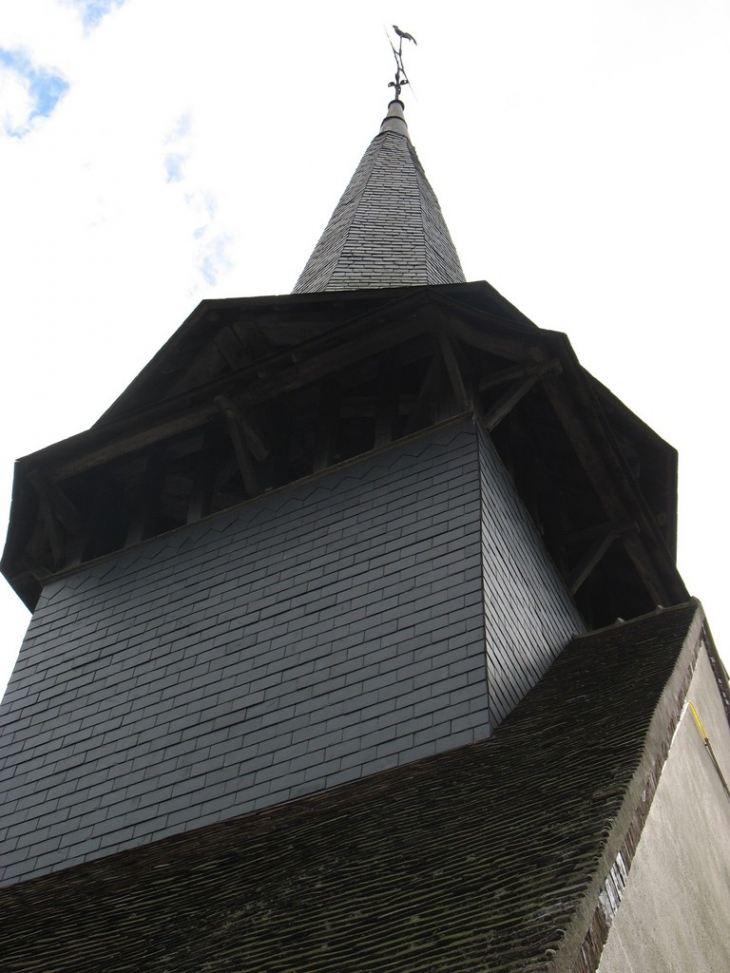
[388,25,417,101]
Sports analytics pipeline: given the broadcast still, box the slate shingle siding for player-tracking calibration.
[0,421,581,885]
[477,426,586,723]
[293,130,465,293]
[0,424,483,883]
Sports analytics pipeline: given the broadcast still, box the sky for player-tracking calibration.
[1,0,729,695]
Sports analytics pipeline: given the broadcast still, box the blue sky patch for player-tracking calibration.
[70,0,128,31]
[164,152,185,183]
[0,48,69,138]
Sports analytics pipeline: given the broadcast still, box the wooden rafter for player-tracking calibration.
[125,451,167,547]
[27,470,83,534]
[567,522,638,596]
[46,313,436,483]
[187,428,218,524]
[215,396,260,497]
[313,383,341,473]
[404,353,442,436]
[437,333,473,413]
[536,362,677,606]
[479,359,561,392]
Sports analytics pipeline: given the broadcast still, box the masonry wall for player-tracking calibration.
[597,644,730,973]
[0,423,490,885]
[477,426,585,724]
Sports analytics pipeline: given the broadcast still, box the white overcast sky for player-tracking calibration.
[1,0,729,694]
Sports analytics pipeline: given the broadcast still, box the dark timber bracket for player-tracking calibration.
[481,361,562,432]
[27,470,83,535]
[215,395,260,497]
[567,521,638,595]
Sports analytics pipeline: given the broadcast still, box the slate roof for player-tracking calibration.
[0,602,703,973]
[293,100,466,292]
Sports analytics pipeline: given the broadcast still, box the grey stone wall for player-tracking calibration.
[477,426,585,724]
[0,423,490,885]
[597,645,730,973]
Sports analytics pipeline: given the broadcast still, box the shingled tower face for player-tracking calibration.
[0,99,686,890]
[294,100,465,292]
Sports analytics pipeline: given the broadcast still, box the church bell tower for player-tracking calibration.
[3,41,723,973]
[0,89,685,885]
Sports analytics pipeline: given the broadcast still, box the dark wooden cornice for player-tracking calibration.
[2,284,685,618]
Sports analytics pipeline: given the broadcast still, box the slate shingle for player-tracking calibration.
[294,102,465,293]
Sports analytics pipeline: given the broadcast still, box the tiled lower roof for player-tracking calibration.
[0,602,701,973]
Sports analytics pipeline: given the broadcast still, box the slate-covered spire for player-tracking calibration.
[293,99,465,293]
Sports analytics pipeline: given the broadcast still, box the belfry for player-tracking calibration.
[1,40,729,972]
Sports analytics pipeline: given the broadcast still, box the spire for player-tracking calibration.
[293,98,465,293]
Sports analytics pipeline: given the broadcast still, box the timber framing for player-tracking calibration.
[2,282,685,625]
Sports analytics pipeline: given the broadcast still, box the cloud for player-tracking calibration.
[163,113,192,182]
[164,152,185,183]
[0,47,69,138]
[65,0,128,31]
[190,194,232,287]
[168,112,191,142]
[162,114,233,288]
[199,229,233,287]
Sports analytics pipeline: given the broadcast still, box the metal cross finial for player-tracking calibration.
[388,25,417,101]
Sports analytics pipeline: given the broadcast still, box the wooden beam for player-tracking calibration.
[438,333,473,413]
[374,370,400,448]
[214,326,250,370]
[37,492,63,570]
[482,375,541,432]
[566,523,638,596]
[27,470,83,534]
[216,395,271,470]
[404,353,442,436]
[441,317,535,361]
[214,395,270,462]
[538,371,675,606]
[48,314,435,482]
[20,552,53,582]
[187,429,218,524]
[125,451,167,547]
[216,397,259,497]
[52,409,216,481]
[479,358,562,392]
[312,384,340,473]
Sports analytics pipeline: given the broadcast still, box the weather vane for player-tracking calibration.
[388,25,417,101]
